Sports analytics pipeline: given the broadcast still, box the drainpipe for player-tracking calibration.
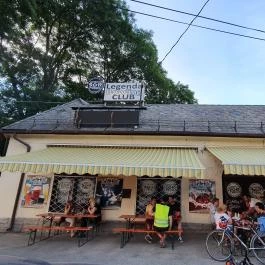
[0,135,9,177]
[0,134,10,156]
[7,135,31,231]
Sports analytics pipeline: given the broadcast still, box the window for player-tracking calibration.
[49,175,96,213]
[136,177,181,215]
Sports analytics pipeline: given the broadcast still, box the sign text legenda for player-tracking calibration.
[104,82,144,101]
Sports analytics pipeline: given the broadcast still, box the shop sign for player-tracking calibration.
[163,180,178,196]
[249,183,264,198]
[78,179,95,194]
[88,77,105,94]
[58,178,72,192]
[104,82,144,101]
[57,178,73,204]
[226,182,242,198]
[141,180,157,195]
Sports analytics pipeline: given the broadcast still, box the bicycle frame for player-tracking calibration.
[206,221,265,265]
[233,225,265,252]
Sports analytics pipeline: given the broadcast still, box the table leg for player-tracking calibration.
[28,229,37,246]
[48,217,53,238]
[171,235,175,250]
[120,231,125,248]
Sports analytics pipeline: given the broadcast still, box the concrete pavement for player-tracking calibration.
[0,231,258,265]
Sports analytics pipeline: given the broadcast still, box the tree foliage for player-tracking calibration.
[0,0,197,127]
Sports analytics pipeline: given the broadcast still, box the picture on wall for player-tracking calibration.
[189,179,216,213]
[21,175,51,208]
[96,177,123,208]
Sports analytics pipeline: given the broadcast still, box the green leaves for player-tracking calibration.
[0,0,197,127]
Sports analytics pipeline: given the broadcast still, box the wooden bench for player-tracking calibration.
[113,228,183,249]
[24,226,94,247]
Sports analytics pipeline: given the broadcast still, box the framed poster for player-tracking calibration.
[189,179,216,213]
[21,175,51,208]
[96,177,123,209]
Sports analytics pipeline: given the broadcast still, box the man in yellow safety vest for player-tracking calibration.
[154,196,171,248]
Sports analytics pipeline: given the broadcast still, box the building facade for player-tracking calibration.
[0,99,265,231]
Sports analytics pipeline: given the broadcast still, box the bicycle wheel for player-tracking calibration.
[251,233,265,264]
[206,230,233,261]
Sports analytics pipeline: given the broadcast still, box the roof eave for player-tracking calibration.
[1,129,265,138]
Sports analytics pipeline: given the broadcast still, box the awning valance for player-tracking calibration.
[0,146,205,178]
[207,147,265,176]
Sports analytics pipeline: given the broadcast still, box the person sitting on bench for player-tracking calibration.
[168,196,183,243]
[81,197,101,228]
[145,197,156,243]
[154,196,171,248]
[64,201,76,237]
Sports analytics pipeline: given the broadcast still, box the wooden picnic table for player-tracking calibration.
[36,212,101,240]
[24,212,101,247]
[36,212,100,219]
[119,214,180,227]
[119,214,147,229]
[37,212,100,231]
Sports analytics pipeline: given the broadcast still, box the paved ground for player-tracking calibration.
[0,232,258,265]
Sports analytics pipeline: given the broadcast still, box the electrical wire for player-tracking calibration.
[160,0,211,63]
[123,8,265,42]
[13,100,103,104]
[13,100,67,104]
[129,0,265,34]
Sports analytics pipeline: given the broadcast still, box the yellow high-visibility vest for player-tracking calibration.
[154,203,169,228]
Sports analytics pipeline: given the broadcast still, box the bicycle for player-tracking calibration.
[205,222,265,264]
[225,251,254,265]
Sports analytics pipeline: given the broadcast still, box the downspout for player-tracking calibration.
[7,135,31,231]
[0,134,9,177]
[0,134,10,156]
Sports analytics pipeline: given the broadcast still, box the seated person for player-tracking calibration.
[154,196,171,248]
[168,196,183,243]
[249,196,262,215]
[214,205,232,231]
[255,202,265,236]
[208,198,219,229]
[144,197,156,243]
[64,201,76,237]
[82,197,101,227]
[241,195,251,213]
[226,206,233,218]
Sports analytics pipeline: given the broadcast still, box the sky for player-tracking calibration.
[127,0,265,104]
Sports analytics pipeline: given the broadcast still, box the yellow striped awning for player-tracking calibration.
[207,147,265,175]
[0,146,205,178]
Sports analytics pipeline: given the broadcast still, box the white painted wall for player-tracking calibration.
[1,134,265,224]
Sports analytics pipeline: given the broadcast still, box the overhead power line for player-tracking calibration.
[123,9,265,42]
[14,100,103,104]
[160,0,211,63]
[130,0,265,34]
[15,100,67,104]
